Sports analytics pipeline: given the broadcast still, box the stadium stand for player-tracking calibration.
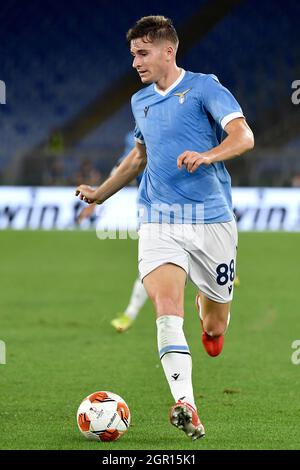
[0,0,299,186]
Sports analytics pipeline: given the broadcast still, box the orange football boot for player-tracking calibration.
[169,400,205,440]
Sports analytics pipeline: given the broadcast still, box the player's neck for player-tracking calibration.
[155,66,182,92]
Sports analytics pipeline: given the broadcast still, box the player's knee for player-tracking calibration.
[203,318,227,337]
[152,293,182,316]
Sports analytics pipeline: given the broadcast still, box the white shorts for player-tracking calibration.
[138,221,238,303]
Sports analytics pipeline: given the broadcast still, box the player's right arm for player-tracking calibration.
[75,142,146,204]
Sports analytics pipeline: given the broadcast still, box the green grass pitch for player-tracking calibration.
[0,230,299,450]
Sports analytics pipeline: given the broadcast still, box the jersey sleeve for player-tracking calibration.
[202,74,244,129]
[131,93,145,145]
[134,124,145,145]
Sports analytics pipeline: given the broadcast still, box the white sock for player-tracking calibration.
[124,278,148,320]
[156,315,196,409]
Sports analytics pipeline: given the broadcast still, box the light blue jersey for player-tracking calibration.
[131,70,244,223]
[117,131,144,186]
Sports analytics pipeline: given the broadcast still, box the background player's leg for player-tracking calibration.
[124,278,148,319]
[111,277,148,332]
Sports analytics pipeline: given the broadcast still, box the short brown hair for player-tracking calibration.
[126,15,179,49]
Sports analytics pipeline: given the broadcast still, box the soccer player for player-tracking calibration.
[78,129,241,332]
[75,16,254,440]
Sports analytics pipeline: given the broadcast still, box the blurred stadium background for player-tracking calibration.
[1,0,300,230]
[1,0,300,451]
[0,0,299,189]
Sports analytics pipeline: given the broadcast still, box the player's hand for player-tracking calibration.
[75,185,100,204]
[177,151,212,173]
[77,203,97,223]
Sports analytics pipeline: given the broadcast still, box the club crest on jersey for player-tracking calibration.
[174,88,191,104]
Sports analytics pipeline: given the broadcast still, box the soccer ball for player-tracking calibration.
[77,391,130,442]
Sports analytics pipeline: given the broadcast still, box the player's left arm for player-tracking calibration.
[177,117,254,173]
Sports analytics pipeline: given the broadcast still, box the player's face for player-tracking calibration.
[130,38,170,84]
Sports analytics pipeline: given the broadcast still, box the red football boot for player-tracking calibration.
[196,294,224,357]
[169,401,205,440]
